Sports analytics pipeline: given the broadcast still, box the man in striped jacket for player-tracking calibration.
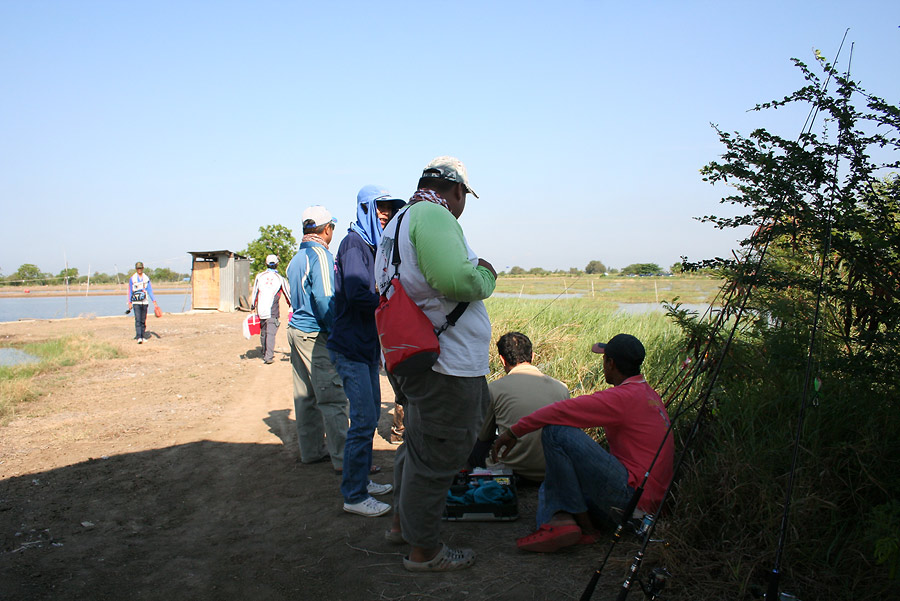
[285,206,349,473]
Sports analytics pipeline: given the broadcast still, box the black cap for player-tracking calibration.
[591,333,645,367]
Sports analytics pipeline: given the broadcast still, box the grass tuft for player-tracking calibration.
[0,335,120,421]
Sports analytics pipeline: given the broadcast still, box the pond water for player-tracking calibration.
[615,302,717,315]
[0,294,192,323]
[0,347,41,367]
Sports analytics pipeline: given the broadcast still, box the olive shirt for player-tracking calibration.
[479,363,569,481]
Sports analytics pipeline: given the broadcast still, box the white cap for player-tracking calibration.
[301,205,337,229]
[265,254,278,265]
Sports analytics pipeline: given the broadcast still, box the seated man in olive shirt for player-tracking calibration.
[469,332,569,481]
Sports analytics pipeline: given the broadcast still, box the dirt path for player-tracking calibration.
[0,309,635,601]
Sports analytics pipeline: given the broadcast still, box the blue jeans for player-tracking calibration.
[536,425,634,527]
[133,304,148,339]
[329,350,381,504]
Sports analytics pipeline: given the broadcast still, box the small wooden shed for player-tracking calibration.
[187,250,251,312]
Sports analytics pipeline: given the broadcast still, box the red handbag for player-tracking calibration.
[375,206,467,376]
[376,277,440,376]
[153,304,163,318]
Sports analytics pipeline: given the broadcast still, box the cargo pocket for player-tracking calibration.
[420,420,469,468]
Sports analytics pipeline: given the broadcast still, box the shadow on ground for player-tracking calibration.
[1,433,626,601]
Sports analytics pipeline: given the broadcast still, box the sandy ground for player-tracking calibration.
[0,307,644,601]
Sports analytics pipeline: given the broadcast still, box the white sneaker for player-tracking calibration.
[367,480,393,496]
[137,339,143,344]
[343,496,391,517]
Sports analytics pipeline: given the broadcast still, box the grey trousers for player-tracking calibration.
[259,317,279,362]
[393,370,489,548]
[287,327,349,470]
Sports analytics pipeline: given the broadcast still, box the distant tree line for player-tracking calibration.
[0,264,188,286]
[498,260,720,277]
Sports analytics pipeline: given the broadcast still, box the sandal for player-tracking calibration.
[384,529,404,545]
[516,523,582,553]
[403,544,475,572]
[577,532,603,545]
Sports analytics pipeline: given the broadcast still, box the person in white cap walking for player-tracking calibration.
[250,254,291,364]
[375,157,497,571]
[285,206,350,473]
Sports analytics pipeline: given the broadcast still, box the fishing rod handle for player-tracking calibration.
[579,573,601,601]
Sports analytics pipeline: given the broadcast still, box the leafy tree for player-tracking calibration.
[56,267,79,285]
[89,272,116,284]
[670,262,683,274]
[147,267,187,282]
[621,262,661,276]
[569,267,582,275]
[528,267,548,275]
[509,266,525,275]
[672,52,900,599]
[242,224,297,276]
[584,260,607,274]
[9,263,46,285]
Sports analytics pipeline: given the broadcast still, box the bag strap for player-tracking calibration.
[388,204,469,336]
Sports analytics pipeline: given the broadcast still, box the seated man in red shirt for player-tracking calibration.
[492,333,674,552]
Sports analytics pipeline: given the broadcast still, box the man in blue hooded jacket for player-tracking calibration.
[328,185,405,517]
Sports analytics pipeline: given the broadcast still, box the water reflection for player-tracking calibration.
[0,348,41,367]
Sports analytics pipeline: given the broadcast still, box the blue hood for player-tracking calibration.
[350,184,405,247]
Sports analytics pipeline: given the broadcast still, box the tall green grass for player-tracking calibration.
[493,274,724,304]
[0,335,120,421]
[488,292,899,600]
[661,313,900,600]
[485,296,686,394]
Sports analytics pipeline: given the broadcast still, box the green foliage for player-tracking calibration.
[7,263,47,285]
[242,224,297,276]
[527,266,548,275]
[485,296,682,395]
[870,500,900,579]
[668,53,900,600]
[146,267,187,282]
[57,267,79,283]
[0,335,120,422]
[509,265,526,275]
[584,259,607,274]
[621,262,662,276]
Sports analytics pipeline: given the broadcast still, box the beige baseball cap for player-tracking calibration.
[421,156,478,198]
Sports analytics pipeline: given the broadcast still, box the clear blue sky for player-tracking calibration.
[2,1,898,278]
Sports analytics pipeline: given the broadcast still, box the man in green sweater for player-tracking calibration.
[375,156,496,572]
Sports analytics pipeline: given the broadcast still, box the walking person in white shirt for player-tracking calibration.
[126,261,158,344]
[251,254,291,364]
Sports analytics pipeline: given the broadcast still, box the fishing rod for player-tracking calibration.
[612,30,849,601]
[762,38,851,601]
[583,36,854,596]
[579,286,748,600]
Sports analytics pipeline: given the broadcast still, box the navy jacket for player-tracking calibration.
[327,229,381,365]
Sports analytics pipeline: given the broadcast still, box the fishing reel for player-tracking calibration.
[632,566,671,601]
[630,513,668,547]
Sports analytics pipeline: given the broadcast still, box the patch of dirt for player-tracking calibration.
[0,308,636,600]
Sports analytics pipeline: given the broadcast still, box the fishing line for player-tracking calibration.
[579,31,854,600]
[765,40,851,601]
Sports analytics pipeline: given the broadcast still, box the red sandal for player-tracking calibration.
[516,523,582,553]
